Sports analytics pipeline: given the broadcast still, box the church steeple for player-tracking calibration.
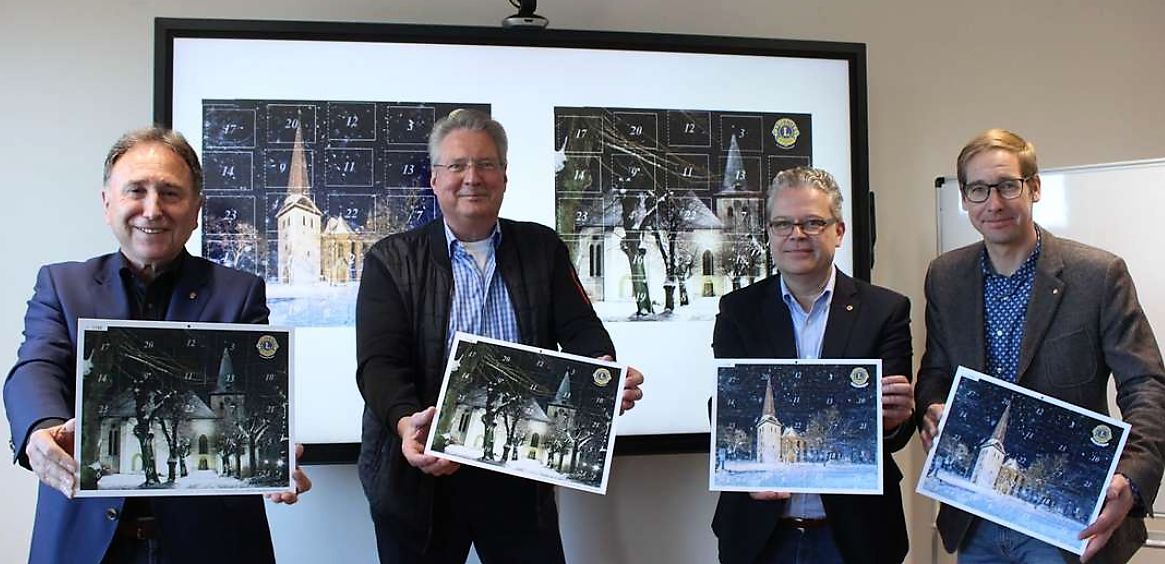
[720,134,746,192]
[212,347,237,394]
[553,372,573,407]
[980,399,1011,452]
[762,375,776,419]
[990,400,1011,443]
[287,121,311,197]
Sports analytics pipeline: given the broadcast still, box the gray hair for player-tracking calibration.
[428,109,508,167]
[767,166,844,221]
[103,126,203,196]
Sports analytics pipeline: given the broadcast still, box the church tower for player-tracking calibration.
[756,376,782,464]
[547,372,576,431]
[209,347,245,421]
[972,400,1012,487]
[276,121,323,285]
[719,134,748,193]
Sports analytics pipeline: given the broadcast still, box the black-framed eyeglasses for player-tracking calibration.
[961,176,1032,203]
[767,218,838,237]
[432,160,503,174]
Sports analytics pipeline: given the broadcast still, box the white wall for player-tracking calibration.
[3,2,1165,563]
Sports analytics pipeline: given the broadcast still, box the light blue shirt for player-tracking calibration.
[777,268,836,519]
[443,222,521,357]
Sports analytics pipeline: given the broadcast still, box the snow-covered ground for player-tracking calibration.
[97,470,259,490]
[442,445,590,485]
[919,471,1090,553]
[267,282,358,326]
[592,295,720,322]
[715,461,879,491]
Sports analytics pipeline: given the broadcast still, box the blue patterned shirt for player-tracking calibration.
[982,232,1042,382]
[444,222,521,356]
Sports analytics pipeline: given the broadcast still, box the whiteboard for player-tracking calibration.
[936,158,1165,517]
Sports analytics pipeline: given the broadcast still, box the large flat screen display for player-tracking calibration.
[156,18,871,461]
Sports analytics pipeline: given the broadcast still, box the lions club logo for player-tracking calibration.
[1091,424,1113,447]
[256,335,280,359]
[772,118,800,149]
[850,367,871,388]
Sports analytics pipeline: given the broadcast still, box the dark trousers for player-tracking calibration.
[100,538,168,564]
[372,469,566,564]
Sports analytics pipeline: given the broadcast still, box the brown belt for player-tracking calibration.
[114,517,158,541]
[778,517,830,530]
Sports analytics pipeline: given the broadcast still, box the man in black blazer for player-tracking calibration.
[917,129,1165,563]
[712,167,914,564]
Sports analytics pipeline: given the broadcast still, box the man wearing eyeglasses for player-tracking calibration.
[916,129,1165,563]
[711,166,915,564]
[355,109,644,563]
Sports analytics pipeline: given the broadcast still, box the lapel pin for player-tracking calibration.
[1052,288,1059,295]
[846,304,854,311]
[189,291,198,300]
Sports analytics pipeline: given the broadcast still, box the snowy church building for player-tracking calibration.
[754,377,806,465]
[95,348,253,478]
[446,372,579,467]
[274,123,366,287]
[971,401,1026,495]
[566,134,769,311]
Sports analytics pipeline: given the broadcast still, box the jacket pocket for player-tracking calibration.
[1042,329,1097,388]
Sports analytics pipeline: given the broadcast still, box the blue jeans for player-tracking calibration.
[756,524,845,564]
[959,520,1065,564]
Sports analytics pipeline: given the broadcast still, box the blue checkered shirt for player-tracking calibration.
[444,222,521,356]
[982,232,1042,382]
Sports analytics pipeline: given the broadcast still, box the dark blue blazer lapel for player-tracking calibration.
[761,276,798,359]
[822,270,858,358]
[89,254,132,320]
[167,256,212,322]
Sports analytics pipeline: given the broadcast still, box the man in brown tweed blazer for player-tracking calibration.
[916,129,1165,564]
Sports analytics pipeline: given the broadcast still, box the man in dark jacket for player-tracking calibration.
[356,109,644,563]
[711,167,915,564]
[917,129,1165,564]
[4,127,309,564]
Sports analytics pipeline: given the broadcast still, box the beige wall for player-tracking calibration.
[2,2,1164,563]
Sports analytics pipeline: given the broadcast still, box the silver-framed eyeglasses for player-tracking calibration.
[961,176,1032,203]
[767,218,838,237]
[432,160,503,174]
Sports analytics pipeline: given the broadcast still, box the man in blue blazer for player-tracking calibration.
[711,167,914,564]
[4,127,308,564]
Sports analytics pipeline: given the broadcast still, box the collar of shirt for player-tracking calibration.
[443,221,503,257]
[115,249,188,281]
[779,268,837,316]
[980,227,1043,281]
[116,250,187,321]
[778,268,836,360]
